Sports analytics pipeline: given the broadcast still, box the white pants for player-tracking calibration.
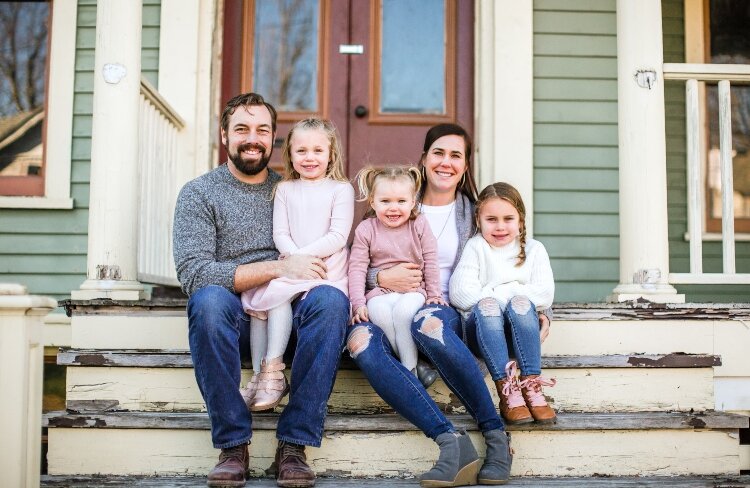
[250,301,293,373]
[367,292,425,372]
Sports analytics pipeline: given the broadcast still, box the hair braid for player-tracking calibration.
[517,224,527,267]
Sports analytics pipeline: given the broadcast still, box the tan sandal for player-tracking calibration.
[239,374,260,410]
[250,356,289,412]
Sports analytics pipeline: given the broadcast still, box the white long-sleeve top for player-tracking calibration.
[449,235,554,316]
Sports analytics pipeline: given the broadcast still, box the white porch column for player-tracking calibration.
[474,0,534,234]
[608,0,684,303]
[0,284,56,488]
[73,0,147,300]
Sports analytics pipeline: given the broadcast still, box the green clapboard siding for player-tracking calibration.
[0,1,161,300]
[533,0,619,301]
[662,0,750,300]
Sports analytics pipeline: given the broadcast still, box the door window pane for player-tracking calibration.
[252,0,319,112]
[706,0,750,221]
[380,0,445,114]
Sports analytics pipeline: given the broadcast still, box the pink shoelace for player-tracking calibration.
[501,361,526,408]
[519,375,557,407]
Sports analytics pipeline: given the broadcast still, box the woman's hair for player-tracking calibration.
[419,123,479,203]
[355,166,422,220]
[476,182,527,266]
[280,118,348,183]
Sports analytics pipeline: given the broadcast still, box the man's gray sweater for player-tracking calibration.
[172,164,282,296]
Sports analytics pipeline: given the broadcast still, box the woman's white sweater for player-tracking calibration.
[449,235,554,315]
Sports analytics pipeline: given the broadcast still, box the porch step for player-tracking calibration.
[57,348,721,369]
[45,410,748,431]
[39,474,750,487]
[59,300,749,359]
[59,349,719,414]
[43,411,748,477]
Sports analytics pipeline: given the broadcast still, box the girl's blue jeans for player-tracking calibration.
[464,296,542,380]
[187,284,348,449]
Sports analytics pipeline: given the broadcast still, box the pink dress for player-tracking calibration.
[241,178,354,316]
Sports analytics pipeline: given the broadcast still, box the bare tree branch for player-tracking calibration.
[0,2,48,116]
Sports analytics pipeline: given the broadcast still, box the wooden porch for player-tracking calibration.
[33,299,749,481]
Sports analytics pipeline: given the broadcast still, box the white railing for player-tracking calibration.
[663,63,750,284]
[137,77,185,287]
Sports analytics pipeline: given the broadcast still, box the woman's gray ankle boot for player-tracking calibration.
[478,429,512,485]
[419,430,480,487]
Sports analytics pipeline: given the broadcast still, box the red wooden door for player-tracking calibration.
[222,0,474,177]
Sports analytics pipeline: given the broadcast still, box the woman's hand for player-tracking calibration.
[539,313,551,343]
[426,296,447,306]
[351,306,369,325]
[377,263,423,293]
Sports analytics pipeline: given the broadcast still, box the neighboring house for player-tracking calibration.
[0,107,44,176]
[1,0,747,481]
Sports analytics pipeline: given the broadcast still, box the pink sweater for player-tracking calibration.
[348,214,441,310]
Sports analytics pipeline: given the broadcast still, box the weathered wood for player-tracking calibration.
[59,298,188,316]
[57,349,722,369]
[62,366,717,414]
[38,474,750,487]
[60,299,750,320]
[44,411,749,431]
[550,303,750,320]
[44,428,744,477]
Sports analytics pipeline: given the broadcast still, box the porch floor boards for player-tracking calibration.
[44,411,749,431]
[39,474,750,487]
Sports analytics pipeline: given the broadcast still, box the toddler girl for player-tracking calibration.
[240,118,354,411]
[348,166,445,375]
[449,182,556,424]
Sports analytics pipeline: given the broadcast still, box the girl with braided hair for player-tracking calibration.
[449,181,557,425]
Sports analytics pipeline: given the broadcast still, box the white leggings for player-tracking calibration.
[367,292,425,372]
[249,301,293,374]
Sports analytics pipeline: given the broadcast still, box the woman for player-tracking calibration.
[347,124,550,487]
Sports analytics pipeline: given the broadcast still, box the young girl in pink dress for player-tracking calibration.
[240,118,354,411]
[348,166,445,375]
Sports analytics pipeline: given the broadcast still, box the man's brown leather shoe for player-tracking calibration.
[207,443,250,487]
[275,441,315,487]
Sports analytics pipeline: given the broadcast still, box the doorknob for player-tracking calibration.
[354,105,368,118]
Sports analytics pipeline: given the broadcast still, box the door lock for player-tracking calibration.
[354,105,368,118]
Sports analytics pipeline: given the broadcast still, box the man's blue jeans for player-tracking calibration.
[464,296,542,380]
[188,284,348,448]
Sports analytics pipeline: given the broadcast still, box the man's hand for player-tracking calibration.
[281,254,327,280]
[539,313,551,343]
[351,306,369,325]
[376,263,422,293]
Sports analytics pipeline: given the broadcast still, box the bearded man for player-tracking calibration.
[173,92,349,487]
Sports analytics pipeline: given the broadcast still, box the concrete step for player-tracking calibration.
[59,349,719,414]
[39,474,750,487]
[44,411,748,477]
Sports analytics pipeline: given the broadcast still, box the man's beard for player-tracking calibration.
[228,142,271,176]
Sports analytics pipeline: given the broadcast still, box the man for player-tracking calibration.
[173,92,349,487]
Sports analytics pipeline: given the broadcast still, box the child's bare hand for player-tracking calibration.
[426,296,447,306]
[351,306,369,325]
[539,313,551,343]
